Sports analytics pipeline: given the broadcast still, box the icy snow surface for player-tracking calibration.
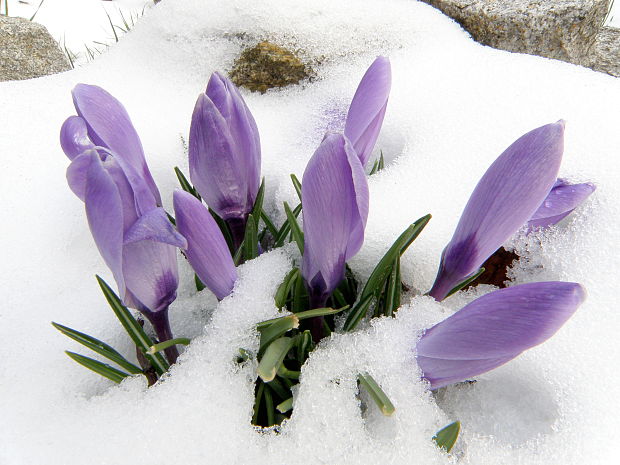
[1,0,618,463]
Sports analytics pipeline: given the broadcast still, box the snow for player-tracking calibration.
[1,0,619,463]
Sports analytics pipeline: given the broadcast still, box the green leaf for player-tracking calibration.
[258,315,299,356]
[264,385,275,426]
[96,276,169,375]
[296,330,312,361]
[276,397,294,414]
[209,207,234,254]
[274,268,300,309]
[369,158,380,175]
[174,166,200,199]
[65,351,131,384]
[283,201,304,254]
[383,256,401,317]
[274,203,302,247]
[266,376,290,399]
[445,267,485,299]
[195,274,206,292]
[252,381,265,425]
[243,214,259,261]
[277,364,300,379]
[358,372,395,416]
[260,211,279,237]
[147,337,191,355]
[378,151,385,171]
[236,348,253,363]
[290,174,302,202]
[342,293,375,332]
[251,177,266,219]
[433,421,461,452]
[52,322,142,375]
[257,306,347,330]
[292,269,307,313]
[257,337,296,382]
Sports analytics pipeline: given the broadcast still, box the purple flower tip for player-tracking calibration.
[429,121,565,301]
[417,281,585,389]
[344,56,391,167]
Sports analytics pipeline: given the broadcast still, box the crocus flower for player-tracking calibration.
[344,56,391,167]
[189,72,261,249]
[65,148,186,363]
[527,178,596,231]
[302,133,369,340]
[417,281,585,390]
[173,190,237,300]
[60,84,162,206]
[428,121,565,301]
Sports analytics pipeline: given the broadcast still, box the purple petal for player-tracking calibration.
[67,150,95,201]
[527,180,596,230]
[417,281,585,389]
[301,133,369,300]
[344,56,391,167]
[84,151,126,299]
[124,207,187,249]
[429,121,565,300]
[173,190,237,300]
[60,116,95,160]
[71,84,162,206]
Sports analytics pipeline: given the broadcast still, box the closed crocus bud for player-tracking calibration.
[344,56,391,167]
[68,148,186,363]
[302,133,369,341]
[429,121,565,301]
[173,190,237,300]
[527,178,596,231]
[60,84,162,206]
[189,72,261,249]
[417,281,585,390]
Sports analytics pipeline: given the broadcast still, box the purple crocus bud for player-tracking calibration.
[527,178,596,231]
[69,148,186,363]
[173,190,237,300]
[60,84,162,206]
[302,133,369,339]
[428,121,565,301]
[189,72,261,249]
[344,56,391,167]
[417,281,585,390]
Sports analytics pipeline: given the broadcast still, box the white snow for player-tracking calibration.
[1,0,619,463]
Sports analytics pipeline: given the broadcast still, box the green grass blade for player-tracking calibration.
[433,421,461,452]
[65,351,130,384]
[276,397,294,414]
[251,177,266,219]
[260,211,279,237]
[208,207,234,254]
[195,274,206,291]
[252,382,265,425]
[342,293,375,332]
[258,315,299,356]
[384,256,401,317]
[243,214,259,261]
[274,203,302,247]
[257,337,296,382]
[52,322,142,375]
[358,372,395,416]
[283,202,304,254]
[147,338,191,355]
[274,268,300,309]
[369,159,380,175]
[445,267,485,299]
[96,276,169,375]
[290,174,302,202]
[174,166,201,199]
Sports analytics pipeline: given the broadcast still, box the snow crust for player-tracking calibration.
[1,0,619,463]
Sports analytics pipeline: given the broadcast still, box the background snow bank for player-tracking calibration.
[0,0,618,463]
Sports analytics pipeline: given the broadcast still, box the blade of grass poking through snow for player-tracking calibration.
[174,167,201,199]
[195,274,206,292]
[258,315,300,356]
[433,421,461,452]
[342,293,374,332]
[96,276,169,375]
[256,306,348,330]
[274,204,302,247]
[296,330,312,360]
[257,337,297,382]
[275,268,301,309]
[243,214,259,261]
[290,174,302,202]
[383,256,401,317]
[369,159,380,175]
[264,386,275,426]
[29,0,46,21]
[104,9,120,43]
[147,338,191,355]
[252,382,265,425]
[65,351,131,384]
[260,211,279,237]
[277,397,294,413]
[209,207,234,254]
[283,202,304,254]
[444,267,485,298]
[358,372,395,416]
[52,322,143,374]
[378,151,385,170]
[251,178,266,219]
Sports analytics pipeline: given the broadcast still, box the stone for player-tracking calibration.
[0,15,71,82]
[421,0,610,68]
[229,41,310,93]
[593,26,620,76]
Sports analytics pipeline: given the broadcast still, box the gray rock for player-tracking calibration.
[593,26,620,76]
[0,15,71,82]
[421,0,610,67]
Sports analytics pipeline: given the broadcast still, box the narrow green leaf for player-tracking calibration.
[378,151,385,170]
[257,337,296,382]
[290,174,302,202]
[274,203,302,247]
[195,274,206,292]
[358,372,395,416]
[147,338,191,355]
[257,306,347,330]
[251,177,266,219]
[252,381,265,425]
[276,397,294,414]
[342,293,375,332]
[292,269,307,313]
[283,202,304,254]
[433,421,461,452]
[274,268,300,309]
[243,214,259,261]
[233,242,244,266]
[209,207,234,254]
[174,166,200,199]
[445,267,485,299]
[52,322,142,375]
[258,315,299,356]
[260,211,279,237]
[277,365,300,379]
[65,351,130,384]
[264,385,275,426]
[296,330,312,361]
[384,256,401,317]
[369,159,380,175]
[266,376,290,399]
[398,214,432,257]
[96,276,169,375]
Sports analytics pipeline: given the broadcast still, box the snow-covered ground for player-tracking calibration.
[1,0,620,463]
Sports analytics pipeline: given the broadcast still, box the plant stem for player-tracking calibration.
[146,308,179,365]
[308,293,328,343]
[227,217,247,252]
